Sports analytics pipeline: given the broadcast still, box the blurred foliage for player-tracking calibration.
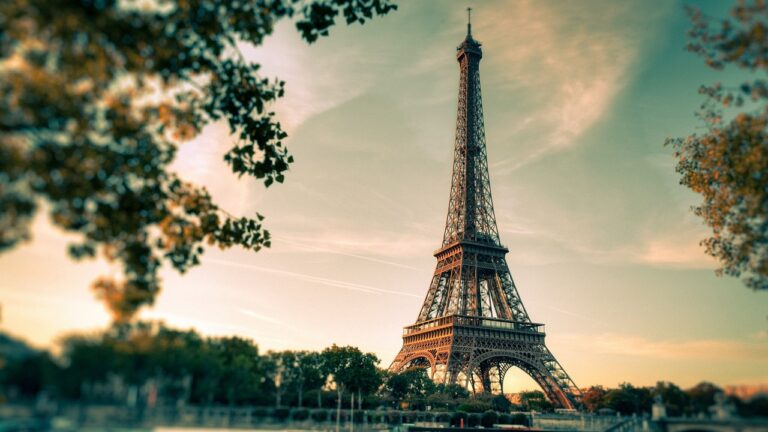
[654,381,691,417]
[383,368,435,406]
[0,324,383,407]
[601,383,652,415]
[481,410,498,428]
[423,383,470,411]
[267,350,325,408]
[581,385,607,413]
[0,0,397,321]
[686,381,724,414]
[518,390,553,412]
[2,326,766,418]
[577,381,768,418]
[667,0,768,290]
[321,344,381,409]
[490,393,514,412]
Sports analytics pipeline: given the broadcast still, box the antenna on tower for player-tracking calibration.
[467,7,472,36]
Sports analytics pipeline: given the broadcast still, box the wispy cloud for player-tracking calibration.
[237,308,286,326]
[273,233,430,269]
[238,22,377,131]
[638,231,716,269]
[497,202,718,270]
[527,301,610,329]
[579,333,768,361]
[467,2,668,173]
[206,257,419,298]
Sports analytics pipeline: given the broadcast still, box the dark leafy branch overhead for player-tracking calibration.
[0,0,397,320]
[667,1,767,291]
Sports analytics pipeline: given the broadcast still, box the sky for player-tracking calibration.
[1,0,767,391]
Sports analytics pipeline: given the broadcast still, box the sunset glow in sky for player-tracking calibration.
[1,0,766,391]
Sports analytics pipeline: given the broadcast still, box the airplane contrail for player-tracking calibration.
[207,257,419,298]
[275,235,423,271]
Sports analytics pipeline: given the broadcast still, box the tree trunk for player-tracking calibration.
[336,389,342,432]
[358,389,362,410]
[318,389,322,408]
[298,386,303,408]
[349,392,354,432]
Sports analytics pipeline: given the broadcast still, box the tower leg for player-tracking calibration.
[480,365,492,394]
[498,364,505,394]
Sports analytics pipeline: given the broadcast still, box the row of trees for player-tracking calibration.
[0,323,565,414]
[1,323,766,418]
[581,382,768,418]
[1,323,384,409]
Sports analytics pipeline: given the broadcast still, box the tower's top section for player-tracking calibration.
[458,7,482,60]
[441,9,500,249]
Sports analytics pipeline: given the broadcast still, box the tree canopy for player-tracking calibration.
[321,344,381,398]
[667,0,768,290]
[383,368,435,406]
[3,326,767,418]
[0,0,397,321]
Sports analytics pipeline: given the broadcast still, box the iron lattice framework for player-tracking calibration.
[390,15,582,409]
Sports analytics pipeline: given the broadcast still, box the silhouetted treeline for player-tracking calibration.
[1,323,381,409]
[581,382,768,417]
[0,323,766,418]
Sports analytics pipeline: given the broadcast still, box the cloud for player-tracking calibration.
[496,202,719,270]
[274,235,424,271]
[639,234,717,269]
[273,230,433,262]
[465,1,667,173]
[558,333,768,361]
[205,257,419,298]
[237,308,286,326]
[237,22,377,132]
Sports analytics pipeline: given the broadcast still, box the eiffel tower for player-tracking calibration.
[389,11,582,409]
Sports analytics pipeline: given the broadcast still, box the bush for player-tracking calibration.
[409,397,427,411]
[481,410,499,428]
[311,409,328,422]
[457,399,492,413]
[435,412,451,423]
[353,410,365,423]
[273,407,290,421]
[467,413,481,427]
[492,394,513,412]
[450,411,468,427]
[402,411,417,423]
[377,411,389,423]
[293,408,309,421]
[510,413,530,426]
[498,413,513,424]
[362,394,381,409]
[386,410,402,424]
[427,393,458,411]
[306,390,339,409]
[252,407,271,418]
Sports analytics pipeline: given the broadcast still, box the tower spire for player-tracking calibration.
[467,7,472,36]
